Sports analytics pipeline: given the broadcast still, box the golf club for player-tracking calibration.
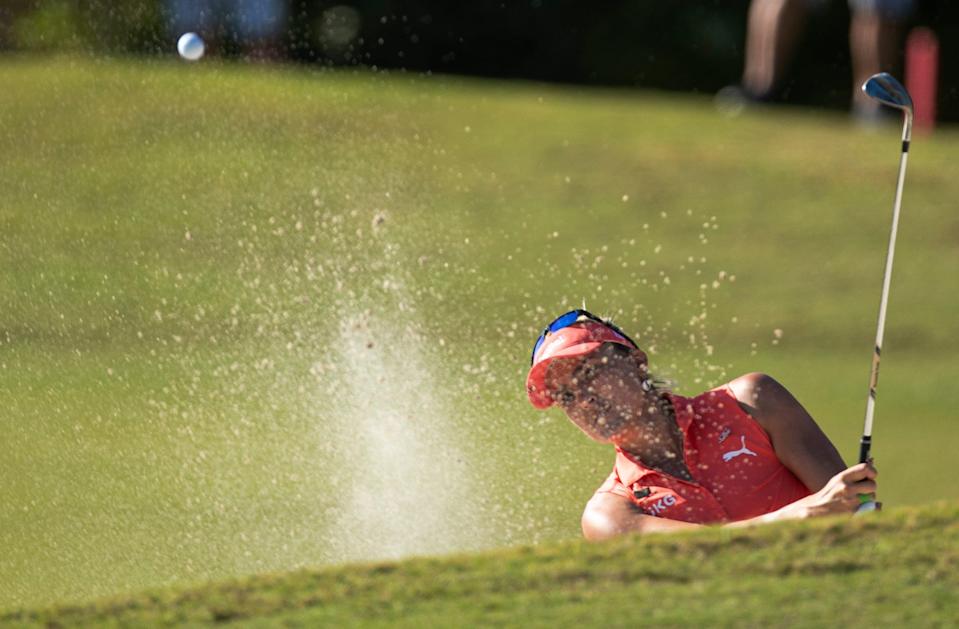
[856,72,914,513]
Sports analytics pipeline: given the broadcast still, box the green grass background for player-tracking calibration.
[1,56,958,612]
[4,503,958,627]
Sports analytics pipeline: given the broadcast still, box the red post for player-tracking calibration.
[905,27,939,134]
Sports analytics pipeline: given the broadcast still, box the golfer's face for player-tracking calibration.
[546,344,648,443]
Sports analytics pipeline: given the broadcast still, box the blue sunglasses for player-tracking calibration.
[530,309,638,366]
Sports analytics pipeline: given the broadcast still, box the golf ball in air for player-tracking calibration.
[177,32,205,61]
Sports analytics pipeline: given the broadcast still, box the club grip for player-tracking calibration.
[858,435,872,464]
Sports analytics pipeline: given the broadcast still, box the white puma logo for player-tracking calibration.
[722,436,758,462]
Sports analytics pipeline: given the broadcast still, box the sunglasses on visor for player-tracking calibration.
[530,309,638,366]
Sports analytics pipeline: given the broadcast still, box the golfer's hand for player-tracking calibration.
[801,462,878,517]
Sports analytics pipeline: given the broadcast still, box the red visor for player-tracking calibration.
[526,321,647,409]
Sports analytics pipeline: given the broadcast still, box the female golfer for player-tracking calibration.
[526,310,878,538]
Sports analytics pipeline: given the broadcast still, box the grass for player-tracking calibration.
[1,55,958,613]
[3,501,958,627]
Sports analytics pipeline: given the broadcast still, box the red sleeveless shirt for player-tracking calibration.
[596,387,812,523]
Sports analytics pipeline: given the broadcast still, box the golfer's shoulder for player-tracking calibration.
[727,372,779,401]
[724,372,799,421]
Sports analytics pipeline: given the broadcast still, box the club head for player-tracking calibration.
[862,73,913,113]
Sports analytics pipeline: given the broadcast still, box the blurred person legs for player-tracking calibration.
[741,0,819,101]
[732,0,914,119]
[849,0,915,122]
[716,0,823,114]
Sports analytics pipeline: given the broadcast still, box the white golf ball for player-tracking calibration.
[177,32,205,61]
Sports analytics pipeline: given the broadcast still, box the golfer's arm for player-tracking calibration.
[728,372,846,492]
[581,492,702,539]
[582,490,814,538]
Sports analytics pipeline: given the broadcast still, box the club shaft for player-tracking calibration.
[860,116,911,464]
